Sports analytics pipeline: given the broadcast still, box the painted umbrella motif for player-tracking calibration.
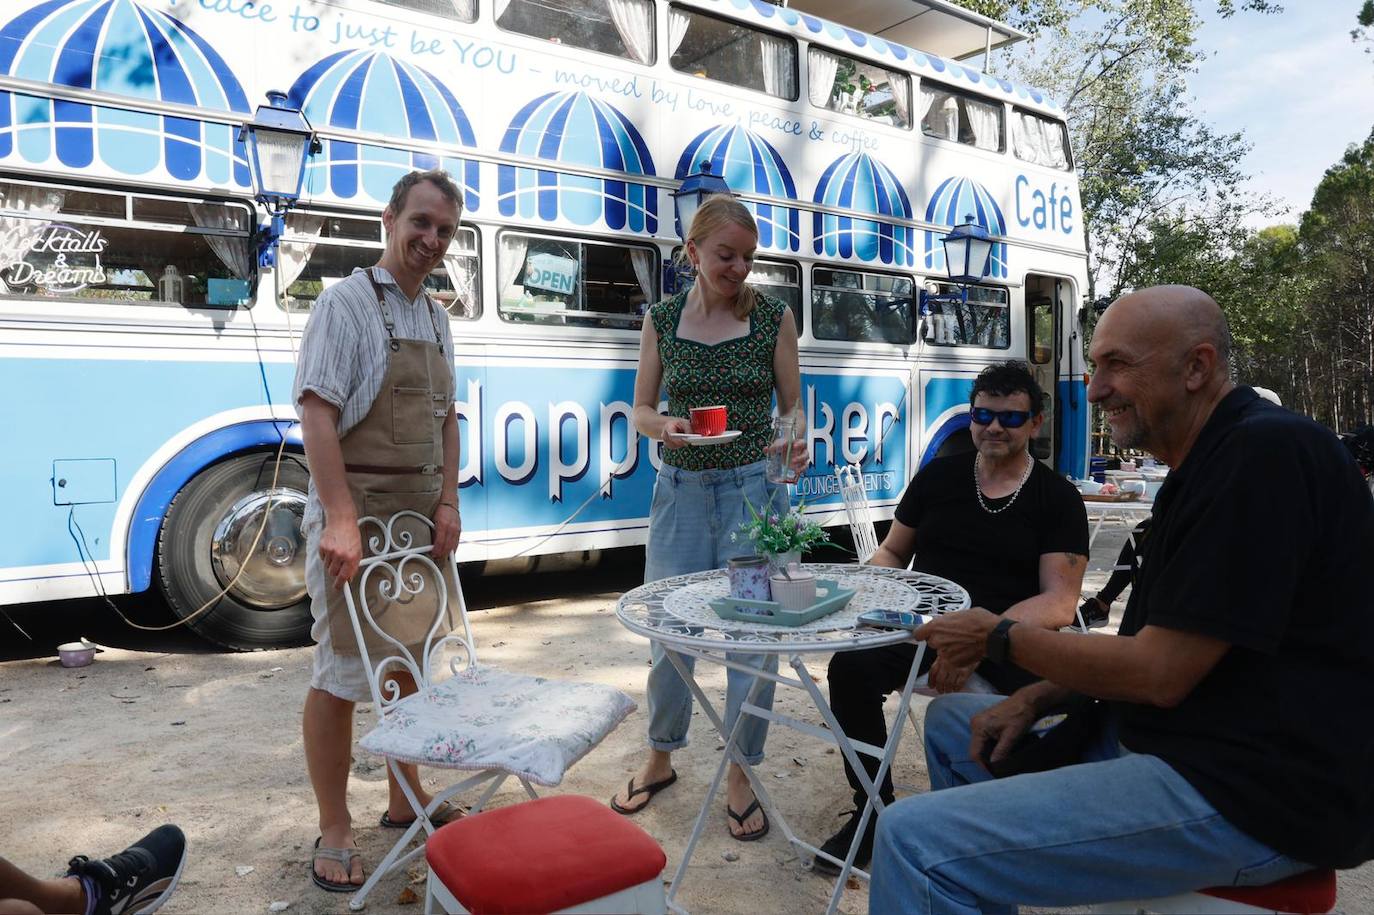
[0,0,250,185]
[288,50,480,209]
[498,90,657,233]
[923,175,1008,280]
[812,152,916,266]
[675,124,799,252]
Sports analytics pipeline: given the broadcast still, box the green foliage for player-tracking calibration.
[733,500,830,556]
[1357,1,1374,54]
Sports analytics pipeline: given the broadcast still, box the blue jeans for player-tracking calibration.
[870,693,1311,914]
[644,461,787,765]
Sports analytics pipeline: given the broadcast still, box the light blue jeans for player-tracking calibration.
[870,693,1311,914]
[644,461,787,765]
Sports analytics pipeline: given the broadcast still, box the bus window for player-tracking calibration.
[669,5,797,100]
[280,214,480,320]
[808,47,911,129]
[919,82,1004,153]
[812,267,913,345]
[371,0,476,21]
[747,260,802,331]
[1011,109,1072,170]
[1,180,255,309]
[499,231,655,330]
[498,0,654,64]
[925,282,1010,349]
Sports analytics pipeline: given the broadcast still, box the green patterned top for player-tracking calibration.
[651,289,786,470]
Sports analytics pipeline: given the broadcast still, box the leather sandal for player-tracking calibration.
[609,769,678,814]
[725,798,770,842]
[310,837,363,892]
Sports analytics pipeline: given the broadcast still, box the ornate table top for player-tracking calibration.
[616,562,970,653]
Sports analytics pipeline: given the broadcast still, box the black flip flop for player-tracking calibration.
[609,769,678,815]
[725,799,770,842]
[310,837,363,893]
[379,800,466,829]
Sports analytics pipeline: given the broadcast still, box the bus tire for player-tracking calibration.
[156,451,313,651]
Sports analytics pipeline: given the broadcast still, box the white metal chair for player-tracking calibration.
[835,463,880,564]
[341,510,637,911]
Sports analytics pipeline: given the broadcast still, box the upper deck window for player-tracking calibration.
[920,82,1003,153]
[280,212,480,320]
[0,180,254,309]
[808,47,911,129]
[498,0,655,64]
[669,6,797,100]
[370,0,476,21]
[1011,109,1072,170]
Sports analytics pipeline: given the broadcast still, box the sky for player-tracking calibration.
[1189,3,1374,226]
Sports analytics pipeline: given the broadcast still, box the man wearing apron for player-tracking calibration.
[293,170,463,892]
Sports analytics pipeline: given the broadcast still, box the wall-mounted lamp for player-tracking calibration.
[238,90,321,268]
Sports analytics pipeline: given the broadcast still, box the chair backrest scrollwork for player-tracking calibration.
[342,510,478,714]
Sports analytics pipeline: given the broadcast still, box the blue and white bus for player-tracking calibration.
[0,0,1090,648]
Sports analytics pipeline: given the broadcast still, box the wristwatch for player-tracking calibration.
[986,618,1018,665]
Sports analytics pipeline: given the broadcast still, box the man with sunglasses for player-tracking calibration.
[815,361,1087,875]
[867,286,1374,914]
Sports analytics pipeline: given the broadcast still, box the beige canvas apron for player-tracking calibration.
[326,268,457,657]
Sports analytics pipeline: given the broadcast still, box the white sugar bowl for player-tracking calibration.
[769,567,816,610]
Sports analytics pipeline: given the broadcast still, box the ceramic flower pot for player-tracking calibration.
[769,569,816,610]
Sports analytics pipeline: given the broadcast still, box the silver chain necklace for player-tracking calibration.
[974,452,1034,514]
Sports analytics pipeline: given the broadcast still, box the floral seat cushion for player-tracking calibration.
[358,664,636,787]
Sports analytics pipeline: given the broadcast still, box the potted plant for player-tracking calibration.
[733,499,831,575]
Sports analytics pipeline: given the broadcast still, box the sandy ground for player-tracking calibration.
[3,524,1372,915]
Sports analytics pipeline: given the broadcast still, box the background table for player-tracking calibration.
[617,563,969,915]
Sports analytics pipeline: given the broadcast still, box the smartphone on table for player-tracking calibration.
[856,609,929,630]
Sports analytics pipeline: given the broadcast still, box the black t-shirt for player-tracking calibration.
[895,451,1088,691]
[1117,387,1374,868]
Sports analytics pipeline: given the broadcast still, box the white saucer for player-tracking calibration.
[677,430,743,446]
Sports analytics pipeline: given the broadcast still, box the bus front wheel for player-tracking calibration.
[156,451,314,650]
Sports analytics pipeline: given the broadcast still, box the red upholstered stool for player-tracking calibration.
[1088,868,1337,914]
[424,795,667,914]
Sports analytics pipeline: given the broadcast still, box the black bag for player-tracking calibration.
[983,695,1105,779]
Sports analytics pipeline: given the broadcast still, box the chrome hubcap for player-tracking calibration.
[211,488,308,609]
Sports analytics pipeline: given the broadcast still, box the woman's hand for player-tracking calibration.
[661,416,692,448]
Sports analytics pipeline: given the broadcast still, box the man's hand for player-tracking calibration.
[320,519,362,591]
[914,606,1000,669]
[433,503,461,558]
[968,692,1039,769]
[926,656,976,694]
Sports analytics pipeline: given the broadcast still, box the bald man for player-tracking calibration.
[867,286,1374,913]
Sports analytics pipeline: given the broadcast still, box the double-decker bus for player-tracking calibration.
[0,0,1089,648]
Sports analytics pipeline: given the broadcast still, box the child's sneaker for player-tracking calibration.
[66,824,187,915]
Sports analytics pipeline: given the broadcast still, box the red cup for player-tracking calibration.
[689,405,727,436]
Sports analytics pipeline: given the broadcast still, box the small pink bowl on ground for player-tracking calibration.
[57,641,95,668]
[689,405,727,436]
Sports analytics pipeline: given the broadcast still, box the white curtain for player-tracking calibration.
[493,0,513,20]
[628,248,654,304]
[189,202,253,280]
[890,74,911,127]
[449,0,476,18]
[276,212,324,308]
[758,33,795,99]
[965,99,1002,152]
[498,234,529,305]
[807,47,840,108]
[443,253,478,319]
[606,0,653,65]
[0,183,64,268]
[669,8,691,54]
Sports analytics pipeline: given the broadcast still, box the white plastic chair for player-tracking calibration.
[835,463,880,564]
[340,510,637,911]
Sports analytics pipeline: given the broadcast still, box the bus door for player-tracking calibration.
[1026,274,1064,467]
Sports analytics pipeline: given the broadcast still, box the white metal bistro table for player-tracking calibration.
[1084,498,1154,550]
[616,562,969,915]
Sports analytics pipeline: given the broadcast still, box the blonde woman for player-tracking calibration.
[610,194,808,840]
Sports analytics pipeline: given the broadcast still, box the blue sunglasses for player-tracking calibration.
[969,407,1033,428]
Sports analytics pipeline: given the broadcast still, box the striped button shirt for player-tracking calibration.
[293,266,457,533]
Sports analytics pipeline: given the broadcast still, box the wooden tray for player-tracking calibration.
[709,580,856,627]
[1081,492,1141,503]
